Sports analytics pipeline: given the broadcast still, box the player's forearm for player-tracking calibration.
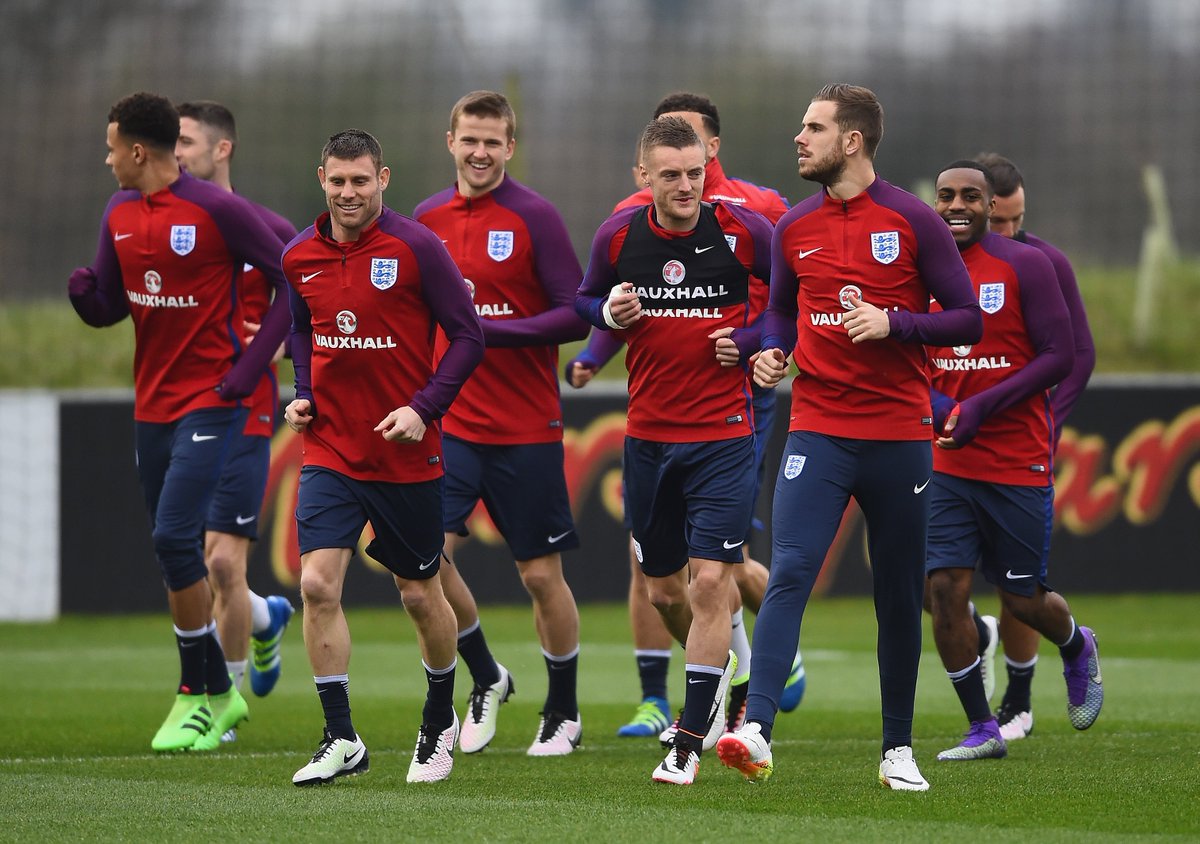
[410,328,484,424]
[481,305,590,348]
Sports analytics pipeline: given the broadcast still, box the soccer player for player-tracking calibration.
[970,152,1097,743]
[925,161,1103,761]
[576,116,774,785]
[68,91,292,752]
[566,92,805,741]
[175,101,297,720]
[717,83,982,792]
[284,129,483,786]
[414,91,590,757]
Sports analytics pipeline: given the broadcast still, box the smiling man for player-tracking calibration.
[283,128,484,786]
[576,116,774,785]
[414,91,590,758]
[923,160,1102,763]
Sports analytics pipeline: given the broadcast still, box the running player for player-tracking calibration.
[283,129,484,785]
[414,91,590,757]
[68,91,292,752]
[576,116,774,785]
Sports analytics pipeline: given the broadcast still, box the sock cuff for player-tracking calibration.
[457,619,481,640]
[634,649,672,659]
[1005,655,1039,670]
[423,659,457,676]
[314,673,349,684]
[684,662,723,676]
[173,624,208,638]
[947,656,981,681]
[543,646,580,662]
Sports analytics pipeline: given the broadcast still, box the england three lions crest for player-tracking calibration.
[870,230,900,265]
[979,282,1005,314]
[370,257,398,290]
[784,454,807,480]
[170,225,196,256]
[487,230,514,262]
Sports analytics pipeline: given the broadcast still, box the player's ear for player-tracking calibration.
[378,166,391,191]
[317,166,326,188]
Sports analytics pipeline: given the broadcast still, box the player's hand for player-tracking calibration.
[375,406,426,443]
[753,348,788,388]
[285,399,314,433]
[935,403,962,449]
[605,282,641,328]
[709,327,740,367]
[567,361,596,388]
[68,266,97,297]
[243,319,286,363]
[843,293,891,343]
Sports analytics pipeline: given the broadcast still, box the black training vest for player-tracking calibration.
[614,203,749,310]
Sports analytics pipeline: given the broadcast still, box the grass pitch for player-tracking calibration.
[2,594,1197,842]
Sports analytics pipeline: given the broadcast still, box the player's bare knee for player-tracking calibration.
[299,568,340,610]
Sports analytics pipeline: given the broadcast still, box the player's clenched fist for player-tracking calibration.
[753,347,788,388]
[285,399,314,433]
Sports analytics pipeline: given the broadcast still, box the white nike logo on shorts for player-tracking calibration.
[913,478,930,494]
[1005,570,1034,580]
[192,433,217,443]
[418,554,438,571]
[547,531,572,544]
[722,539,744,550]
[235,514,256,525]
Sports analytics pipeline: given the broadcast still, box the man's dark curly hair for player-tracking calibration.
[108,92,179,152]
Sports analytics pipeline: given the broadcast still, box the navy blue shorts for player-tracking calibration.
[623,435,755,577]
[135,406,248,591]
[926,472,1053,597]
[442,435,577,561]
[206,433,270,540]
[295,466,444,581]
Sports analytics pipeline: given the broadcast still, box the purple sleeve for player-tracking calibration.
[287,280,314,404]
[887,206,982,346]
[761,208,802,355]
[185,183,292,399]
[1029,235,1095,440]
[575,212,632,329]
[727,204,775,361]
[409,230,485,425]
[951,243,1075,445]
[567,328,625,376]
[69,193,136,326]
[484,191,589,347]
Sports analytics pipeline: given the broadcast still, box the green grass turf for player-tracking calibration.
[2,594,1197,842]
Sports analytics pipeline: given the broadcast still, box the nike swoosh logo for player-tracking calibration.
[797,247,823,259]
[722,540,743,550]
[913,479,930,494]
[547,531,572,544]
[235,514,256,525]
[1005,570,1034,580]
[301,271,323,284]
[192,433,218,443]
[694,245,717,254]
[114,233,134,241]
[687,678,706,684]
[343,748,362,765]
[418,555,438,571]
